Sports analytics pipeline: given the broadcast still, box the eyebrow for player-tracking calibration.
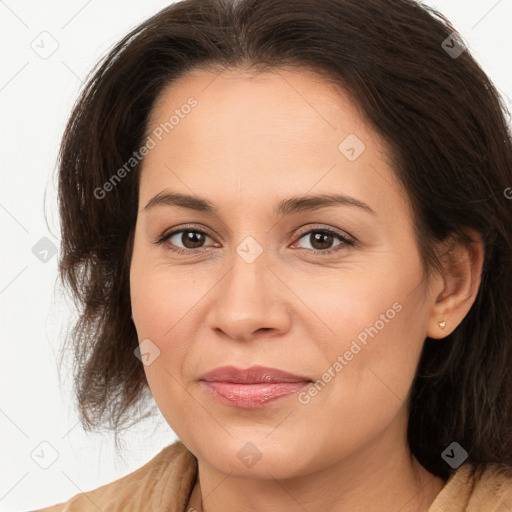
[144,191,376,216]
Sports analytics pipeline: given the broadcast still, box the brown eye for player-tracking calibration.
[306,232,336,250]
[156,227,217,254]
[171,230,209,249]
[294,228,354,254]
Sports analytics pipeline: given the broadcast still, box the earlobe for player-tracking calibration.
[426,229,484,340]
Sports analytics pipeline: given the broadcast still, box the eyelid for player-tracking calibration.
[293,224,355,244]
[158,223,215,242]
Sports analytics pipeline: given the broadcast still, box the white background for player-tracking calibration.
[1,1,511,511]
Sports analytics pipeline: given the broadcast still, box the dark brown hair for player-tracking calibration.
[56,0,512,479]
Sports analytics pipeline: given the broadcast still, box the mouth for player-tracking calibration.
[198,365,313,409]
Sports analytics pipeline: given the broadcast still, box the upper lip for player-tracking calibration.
[199,365,312,384]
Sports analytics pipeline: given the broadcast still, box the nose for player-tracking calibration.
[205,246,291,342]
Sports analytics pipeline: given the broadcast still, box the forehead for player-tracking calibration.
[138,67,407,220]
[146,66,372,142]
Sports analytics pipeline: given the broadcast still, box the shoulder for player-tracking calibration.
[429,462,512,511]
[468,463,512,508]
[33,439,197,512]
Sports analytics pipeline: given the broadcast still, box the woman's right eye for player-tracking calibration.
[156,228,217,254]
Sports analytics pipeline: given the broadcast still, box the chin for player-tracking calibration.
[189,432,314,479]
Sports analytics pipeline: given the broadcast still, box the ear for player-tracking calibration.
[426,229,484,339]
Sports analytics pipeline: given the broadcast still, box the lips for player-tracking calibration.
[199,365,312,384]
[199,365,312,409]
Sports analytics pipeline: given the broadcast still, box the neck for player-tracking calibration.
[186,427,446,512]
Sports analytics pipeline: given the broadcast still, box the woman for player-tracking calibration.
[36,0,512,510]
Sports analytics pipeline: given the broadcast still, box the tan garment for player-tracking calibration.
[34,440,512,511]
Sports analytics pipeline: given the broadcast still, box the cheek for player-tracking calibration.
[130,247,210,341]
[299,268,427,417]
[129,251,213,416]
[287,298,424,473]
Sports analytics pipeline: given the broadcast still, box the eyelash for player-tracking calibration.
[154,224,355,256]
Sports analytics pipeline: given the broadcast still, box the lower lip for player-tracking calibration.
[201,381,310,409]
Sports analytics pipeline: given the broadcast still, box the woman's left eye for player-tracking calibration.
[292,228,354,254]
[155,226,354,255]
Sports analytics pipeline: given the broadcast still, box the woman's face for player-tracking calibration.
[130,67,437,479]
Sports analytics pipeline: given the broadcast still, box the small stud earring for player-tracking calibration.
[438,320,446,330]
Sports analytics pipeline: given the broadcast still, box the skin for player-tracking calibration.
[129,67,484,511]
